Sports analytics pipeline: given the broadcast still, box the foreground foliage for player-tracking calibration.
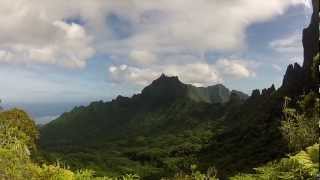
[281,92,319,152]
[231,144,319,180]
[230,92,319,180]
[0,109,139,180]
[1,94,319,180]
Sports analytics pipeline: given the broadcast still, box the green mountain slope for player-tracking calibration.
[39,1,319,179]
[39,75,248,178]
[40,75,246,148]
[199,0,319,177]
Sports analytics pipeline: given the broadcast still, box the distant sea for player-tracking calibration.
[2,102,88,125]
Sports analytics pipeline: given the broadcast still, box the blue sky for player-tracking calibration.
[0,0,313,123]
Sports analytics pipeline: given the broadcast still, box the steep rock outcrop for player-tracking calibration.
[281,0,319,95]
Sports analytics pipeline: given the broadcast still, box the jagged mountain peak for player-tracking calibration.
[281,0,319,95]
[188,84,230,104]
[207,83,227,89]
[231,90,249,100]
[140,74,187,104]
[149,73,182,86]
[138,74,248,104]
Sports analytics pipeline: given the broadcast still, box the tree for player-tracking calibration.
[280,93,319,152]
[0,109,139,180]
[0,109,39,151]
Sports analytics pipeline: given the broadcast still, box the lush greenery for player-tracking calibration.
[229,93,319,179]
[39,77,245,179]
[2,4,318,178]
[1,106,318,180]
[164,144,319,180]
[281,93,319,152]
[38,83,319,179]
[1,69,319,180]
[231,144,319,180]
[0,109,140,180]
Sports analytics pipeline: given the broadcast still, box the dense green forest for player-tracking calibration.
[0,0,319,179]
[0,91,319,179]
[37,52,319,179]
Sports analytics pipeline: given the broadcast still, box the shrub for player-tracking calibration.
[280,94,319,152]
[0,109,139,180]
[230,144,319,180]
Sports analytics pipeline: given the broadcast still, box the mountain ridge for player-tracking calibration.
[38,1,319,179]
[118,74,248,105]
[40,74,247,147]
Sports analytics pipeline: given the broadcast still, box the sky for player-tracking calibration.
[0,0,313,123]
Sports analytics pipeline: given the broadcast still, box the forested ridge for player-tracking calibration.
[0,0,319,179]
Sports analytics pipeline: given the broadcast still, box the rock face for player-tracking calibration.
[187,84,232,104]
[40,74,248,148]
[140,74,248,104]
[282,0,319,95]
[251,89,261,98]
[230,90,249,101]
[261,84,276,96]
[140,74,188,105]
[281,63,304,96]
[302,0,319,92]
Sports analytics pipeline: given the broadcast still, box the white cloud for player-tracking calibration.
[129,50,156,65]
[0,0,101,68]
[215,59,256,78]
[165,63,222,86]
[108,65,160,86]
[0,19,94,68]
[0,0,304,69]
[98,0,305,56]
[108,63,222,87]
[0,50,13,63]
[108,58,256,86]
[272,64,283,72]
[269,32,302,53]
[303,0,312,8]
[288,56,303,65]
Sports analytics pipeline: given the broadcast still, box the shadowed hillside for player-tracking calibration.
[37,0,319,179]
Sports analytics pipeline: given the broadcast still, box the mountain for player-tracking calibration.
[188,84,233,103]
[39,1,319,179]
[199,1,319,177]
[140,73,245,104]
[39,75,248,178]
[40,75,246,147]
[280,0,319,96]
[302,0,319,92]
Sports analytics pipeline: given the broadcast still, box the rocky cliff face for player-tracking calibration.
[140,74,188,106]
[282,0,319,95]
[302,0,319,92]
[140,74,248,104]
[187,84,232,104]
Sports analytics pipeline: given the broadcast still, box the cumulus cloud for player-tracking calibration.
[108,65,160,85]
[215,59,257,78]
[165,63,222,86]
[0,21,94,68]
[303,0,312,8]
[129,50,156,65]
[98,0,305,56]
[0,0,100,68]
[108,63,222,86]
[269,32,302,54]
[0,0,304,70]
[272,64,283,72]
[108,58,256,86]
